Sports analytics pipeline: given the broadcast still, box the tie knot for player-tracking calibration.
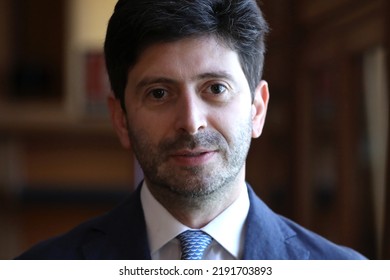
[177,230,212,260]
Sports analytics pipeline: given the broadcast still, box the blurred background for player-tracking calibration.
[0,0,389,259]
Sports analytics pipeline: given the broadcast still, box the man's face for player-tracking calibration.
[114,36,268,198]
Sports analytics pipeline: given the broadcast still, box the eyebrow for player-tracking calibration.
[136,77,178,91]
[197,71,236,82]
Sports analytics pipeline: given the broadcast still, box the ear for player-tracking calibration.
[107,95,131,149]
[251,80,269,138]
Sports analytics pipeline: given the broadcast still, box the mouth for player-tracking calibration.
[170,149,217,166]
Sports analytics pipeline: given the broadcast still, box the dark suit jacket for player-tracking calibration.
[16,184,366,259]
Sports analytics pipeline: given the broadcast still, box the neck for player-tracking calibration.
[146,169,246,228]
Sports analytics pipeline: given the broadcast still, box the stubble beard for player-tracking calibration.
[128,121,252,209]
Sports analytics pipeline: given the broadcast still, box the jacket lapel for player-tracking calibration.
[82,186,152,260]
[243,185,309,260]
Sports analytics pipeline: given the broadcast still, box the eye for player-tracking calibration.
[209,83,227,94]
[149,88,167,99]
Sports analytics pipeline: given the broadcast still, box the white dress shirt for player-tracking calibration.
[140,182,250,260]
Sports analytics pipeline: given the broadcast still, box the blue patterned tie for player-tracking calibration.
[177,230,212,260]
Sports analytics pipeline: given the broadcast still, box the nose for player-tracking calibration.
[174,92,207,135]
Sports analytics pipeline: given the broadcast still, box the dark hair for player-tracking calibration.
[104,0,269,108]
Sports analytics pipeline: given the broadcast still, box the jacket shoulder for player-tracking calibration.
[15,191,145,260]
[279,215,367,260]
[245,185,367,260]
[15,214,106,259]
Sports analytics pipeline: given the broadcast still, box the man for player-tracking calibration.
[16,0,366,259]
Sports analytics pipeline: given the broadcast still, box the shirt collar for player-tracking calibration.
[140,181,250,259]
[141,182,187,255]
[202,185,249,258]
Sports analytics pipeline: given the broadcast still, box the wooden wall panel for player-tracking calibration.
[292,0,384,258]
[382,0,390,260]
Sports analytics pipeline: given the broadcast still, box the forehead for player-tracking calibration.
[128,36,245,82]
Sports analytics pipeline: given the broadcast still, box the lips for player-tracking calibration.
[170,149,217,166]
[174,148,213,156]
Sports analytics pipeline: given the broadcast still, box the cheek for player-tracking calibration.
[222,98,252,123]
[210,105,251,141]
[127,111,172,144]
